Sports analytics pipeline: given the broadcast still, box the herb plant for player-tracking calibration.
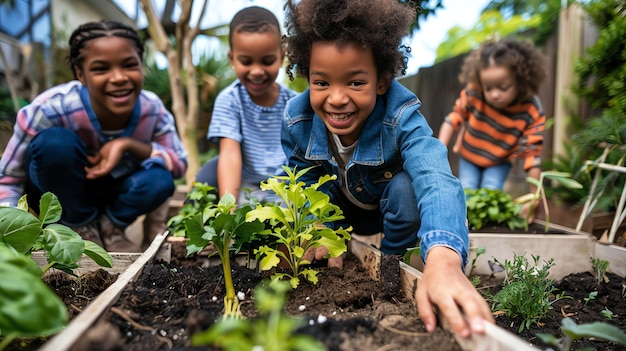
[537,317,626,351]
[185,193,265,319]
[191,280,326,351]
[0,192,113,349]
[465,188,526,230]
[514,171,583,231]
[489,254,570,333]
[167,182,217,237]
[590,256,610,285]
[246,166,352,288]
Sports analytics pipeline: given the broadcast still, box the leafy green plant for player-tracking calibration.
[465,188,526,230]
[185,193,265,319]
[590,257,610,285]
[0,192,113,349]
[468,246,486,277]
[191,280,326,351]
[584,291,598,306]
[537,317,626,351]
[489,254,570,333]
[402,246,420,265]
[246,166,352,288]
[167,182,217,237]
[0,192,112,274]
[600,307,614,320]
[514,171,583,231]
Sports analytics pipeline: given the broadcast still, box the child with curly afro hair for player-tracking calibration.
[281,0,494,338]
[439,38,547,192]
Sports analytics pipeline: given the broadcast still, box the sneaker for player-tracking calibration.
[73,221,104,248]
[99,215,142,252]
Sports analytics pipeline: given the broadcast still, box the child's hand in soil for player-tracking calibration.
[416,246,494,338]
[303,245,345,269]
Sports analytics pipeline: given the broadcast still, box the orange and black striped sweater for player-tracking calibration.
[444,84,544,171]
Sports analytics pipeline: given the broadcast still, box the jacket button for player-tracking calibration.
[356,187,363,192]
[384,171,393,179]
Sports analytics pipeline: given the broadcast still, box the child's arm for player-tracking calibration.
[216,138,243,201]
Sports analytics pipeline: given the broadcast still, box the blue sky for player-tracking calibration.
[116,0,490,75]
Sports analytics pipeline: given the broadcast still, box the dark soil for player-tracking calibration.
[476,271,626,350]
[4,238,624,351]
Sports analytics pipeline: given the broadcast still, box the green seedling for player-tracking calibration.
[514,171,583,231]
[537,317,626,351]
[590,257,610,285]
[185,193,265,319]
[402,246,420,265]
[469,246,486,277]
[246,166,351,288]
[191,280,326,351]
[0,192,113,349]
[584,291,598,306]
[600,307,614,320]
[489,254,570,333]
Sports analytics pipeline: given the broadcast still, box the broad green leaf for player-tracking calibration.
[0,259,67,337]
[83,241,113,268]
[561,318,626,345]
[300,268,318,285]
[42,224,84,265]
[38,192,62,225]
[0,207,41,254]
[0,243,43,278]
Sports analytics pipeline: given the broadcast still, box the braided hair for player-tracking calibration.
[67,20,144,79]
[228,6,281,48]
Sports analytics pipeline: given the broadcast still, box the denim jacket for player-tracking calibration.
[281,80,469,266]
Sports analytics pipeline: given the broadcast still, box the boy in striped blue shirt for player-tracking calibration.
[195,6,296,205]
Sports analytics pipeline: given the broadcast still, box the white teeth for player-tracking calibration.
[328,113,350,120]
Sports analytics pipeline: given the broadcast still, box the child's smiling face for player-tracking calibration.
[75,36,143,128]
[308,41,388,146]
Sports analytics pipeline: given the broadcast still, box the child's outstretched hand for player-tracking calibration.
[416,246,494,338]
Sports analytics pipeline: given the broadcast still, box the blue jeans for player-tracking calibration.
[26,127,175,228]
[331,171,419,255]
[458,157,512,190]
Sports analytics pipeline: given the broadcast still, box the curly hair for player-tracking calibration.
[67,20,144,79]
[283,0,417,81]
[459,38,547,102]
[229,6,281,48]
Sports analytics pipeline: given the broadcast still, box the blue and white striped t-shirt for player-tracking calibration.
[207,80,297,184]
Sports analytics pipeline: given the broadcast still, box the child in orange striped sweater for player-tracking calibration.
[438,38,547,191]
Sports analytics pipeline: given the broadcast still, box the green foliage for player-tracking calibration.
[0,244,67,348]
[514,171,583,231]
[167,182,217,237]
[600,307,614,320]
[184,193,266,319]
[0,192,113,348]
[402,246,420,265]
[489,254,570,333]
[583,291,598,306]
[246,166,352,289]
[469,246,486,277]
[537,317,626,351]
[435,10,540,63]
[465,188,526,231]
[590,257,609,285]
[0,192,112,274]
[541,140,591,205]
[191,280,326,351]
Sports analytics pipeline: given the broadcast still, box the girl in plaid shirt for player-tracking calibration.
[0,20,187,252]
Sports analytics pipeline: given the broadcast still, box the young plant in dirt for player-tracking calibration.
[167,182,217,237]
[191,280,326,351]
[465,188,526,230]
[184,193,265,319]
[0,192,112,274]
[536,317,626,351]
[590,256,610,285]
[514,171,583,231]
[488,253,570,333]
[246,166,352,288]
[0,192,112,349]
